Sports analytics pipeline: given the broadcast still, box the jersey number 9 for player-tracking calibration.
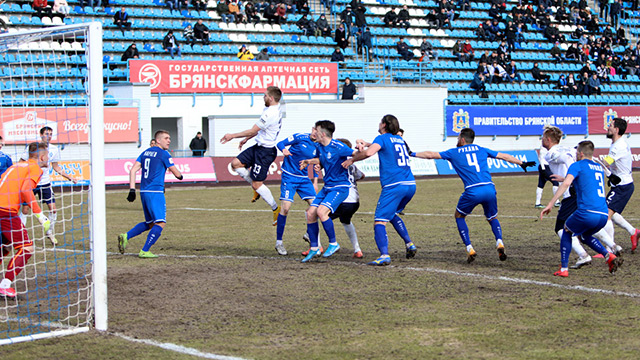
[143,158,150,179]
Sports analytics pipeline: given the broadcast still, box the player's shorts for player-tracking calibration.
[280,174,316,203]
[538,165,558,188]
[237,144,277,182]
[330,201,360,224]
[456,184,498,220]
[374,183,416,222]
[311,186,349,213]
[555,195,578,233]
[606,182,634,214]
[565,209,608,238]
[140,191,166,224]
[34,183,55,204]
[0,210,31,248]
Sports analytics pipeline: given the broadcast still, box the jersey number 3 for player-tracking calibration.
[395,144,410,166]
[595,172,605,197]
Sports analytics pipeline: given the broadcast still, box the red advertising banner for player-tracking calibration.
[0,107,139,144]
[594,147,640,168]
[128,60,338,94]
[588,106,640,134]
[105,157,217,185]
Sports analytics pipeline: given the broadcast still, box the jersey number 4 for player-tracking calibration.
[466,153,480,172]
[395,144,410,166]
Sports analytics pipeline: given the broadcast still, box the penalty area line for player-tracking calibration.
[110,332,249,360]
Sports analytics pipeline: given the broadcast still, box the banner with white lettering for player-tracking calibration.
[435,150,539,175]
[128,60,338,94]
[445,106,587,136]
[588,106,640,134]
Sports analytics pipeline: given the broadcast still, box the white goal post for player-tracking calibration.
[0,22,106,345]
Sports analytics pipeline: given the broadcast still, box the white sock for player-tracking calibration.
[234,167,253,184]
[496,239,504,248]
[0,278,10,289]
[552,185,558,195]
[604,219,615,239]
[466,244,474,252]
[535,188,543,205]
[276,240,283,246]
[18,212,27,226]
[256,184,277,210]
[342,223,360,252]
[593,228,616,249]
[48,211,57,234]
[612,212,636,235]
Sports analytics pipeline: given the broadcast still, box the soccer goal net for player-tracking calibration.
[0,23,106,345]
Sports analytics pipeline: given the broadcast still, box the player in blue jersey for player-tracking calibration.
[540,140,621,277]
[220,86,283,226]
[118,130,183,258]
[299,120,355,263]
[274,132,318,256]
[413,128,536,263]
[0,136,13,176]
[343,115,417,266]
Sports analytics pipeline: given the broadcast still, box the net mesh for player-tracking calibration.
[0,25,95,342]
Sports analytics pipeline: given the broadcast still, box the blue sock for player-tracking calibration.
[489,218,503,241]
[560,230,572,268]
[455,217,471,246]
[321,218,337,244]
[276,214,287,241]
[142,225,163,252]
[580,235,608,257]
[127,222,149,240]
[390,215,412,244]
[307,222,319,248]
[374,223,389,255]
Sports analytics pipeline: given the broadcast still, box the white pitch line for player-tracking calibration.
[111,332,248,360]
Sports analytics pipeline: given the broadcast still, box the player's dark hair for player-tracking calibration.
[28,142,47,158]
[576,140,594,156]
[315,120,335,137]
[336,138,352,148]
[543,125,562,144]
[612,117,627,135]
[460,128,475,144]
[381,114,400,135]
[40,126,53,135]
[154,130,170,140]
[398,128,404,135]
[267,86,282,103]
[197,131,202,135]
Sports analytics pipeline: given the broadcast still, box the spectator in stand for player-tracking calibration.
[425,9,438,28]
[340,5,354,36]
[341,77,357,99]
[276,4,287,24]
[550,41,562,62]
[228,1,244,23]
[358,27,372,61]
[162,30,181,58]
[419,38,438,62]
[489,20,501,40]
[558,74,570,95]
[572,24,585,40]
[397,5,410,29]
[437,8,451,29]
[217,0,235,24]
[616,26,628,47]
[624,54,639,77]
[316,14,331,37]
[255,48,270,61]
[599,0,609,19]
[476,23,486,40]
[597,63,611,83]
[354,3,367,31]
[470,71,486,96]
[532,62,550,82]
[282,0,296,15]
[121,43,139,62]
[497,40,509,63]
[263,3,278,24]
[331,47,345,62]
[80,0,100,7]
[244,1,260,25]
[462,39,474,62]
[114,7,132,35]
[192,0,207,11]
[566,43,580,61]
[588,72,602,95]
[396,36,414,61]
[488,61,507,84]
[237,45,254,60]
[383,7,398,27]
[189,132,207,157]
[505,60,523,83]
[488,4,500,20]
[610,0,621,28]
[578,71,589,95]
[543,24,562,43]
[452,40,463,61]
[297,0,310,15]
[194,19,210,45]
[165,0,178,11]
[53,0,70,16]
[183,24,195,46]
[297,14,316,36]
[335,23,348,49]
[33,0,52,17]
[567,73,579,95]
[505,21,516,51]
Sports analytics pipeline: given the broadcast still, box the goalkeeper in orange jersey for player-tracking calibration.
[0,142,51,298]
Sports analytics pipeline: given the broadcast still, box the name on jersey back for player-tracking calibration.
[457,145,479,153]
[143,150,158,157]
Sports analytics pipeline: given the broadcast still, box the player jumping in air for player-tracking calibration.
[540,140,621,277]
[118,130,183,258]
[220,86,283,226]
[412,128,536,263]
[343,115,417,266]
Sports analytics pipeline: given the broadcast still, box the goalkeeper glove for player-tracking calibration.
[520,161,536,172]
[176,174,184,180]
[127,189,136,202]
[35,213,51,233]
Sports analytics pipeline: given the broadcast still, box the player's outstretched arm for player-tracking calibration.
[220,125,260,144]
[343,144,380,169]
[540,174,574,219]
[169,165,183,180]
[496,153,535,172]
[51,162,78,184]
[411,151,441,159]
[299,158,320,170]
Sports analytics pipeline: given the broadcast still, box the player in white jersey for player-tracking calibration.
[220,86,283,226]
[600,118,640,252]
[19,126,77,246]
[543,126,621,268]
[534,146,559,208]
